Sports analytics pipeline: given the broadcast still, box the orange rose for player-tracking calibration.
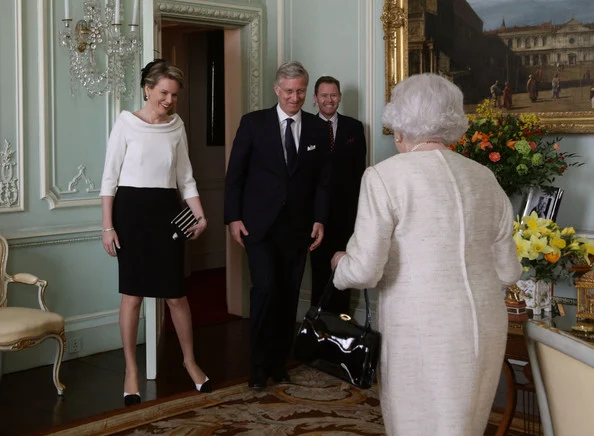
[489,152,501,162]
[545,252,560,263]
[529,141,537,151]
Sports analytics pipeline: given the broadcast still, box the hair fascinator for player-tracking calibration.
[140,58,167,87]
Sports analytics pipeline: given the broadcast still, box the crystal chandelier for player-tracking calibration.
[59,0,141,98]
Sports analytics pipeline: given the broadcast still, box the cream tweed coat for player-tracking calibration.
[334,150,522,436]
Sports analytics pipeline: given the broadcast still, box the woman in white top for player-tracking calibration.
[331,74,522,435]
[100,60,211,406]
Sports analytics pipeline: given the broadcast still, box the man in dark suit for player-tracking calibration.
[310,76,367,315]
[224,61,330,389]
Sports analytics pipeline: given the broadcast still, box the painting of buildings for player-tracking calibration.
[408,0,594,114]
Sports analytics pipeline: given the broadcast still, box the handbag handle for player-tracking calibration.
[315,271,373,333]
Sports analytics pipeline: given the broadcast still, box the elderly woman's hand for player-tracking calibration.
[331,251,346,270]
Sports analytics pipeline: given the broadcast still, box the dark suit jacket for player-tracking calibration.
[326,113,367,246]
[224,106,331,244]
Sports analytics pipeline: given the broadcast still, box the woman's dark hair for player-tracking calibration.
[140,59,184,100]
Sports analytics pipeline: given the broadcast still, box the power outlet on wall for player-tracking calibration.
[68,337,82,354]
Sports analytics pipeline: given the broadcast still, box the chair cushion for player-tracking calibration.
[0,307,64,345]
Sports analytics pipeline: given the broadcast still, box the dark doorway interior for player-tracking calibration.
[164,268,240,333]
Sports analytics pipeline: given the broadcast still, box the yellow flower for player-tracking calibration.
[523,211,540,230]
[529,234,553,256]
[550,233,566,249]
[514,233,531,259]
[513,213,592,282]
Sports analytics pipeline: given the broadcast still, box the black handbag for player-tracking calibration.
[294,274,381,389]
[170,206,201,240]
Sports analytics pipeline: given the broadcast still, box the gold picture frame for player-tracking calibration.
[381,0,408,135]
[382,0,594,134]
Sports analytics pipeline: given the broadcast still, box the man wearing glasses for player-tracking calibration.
[224,61,331,390]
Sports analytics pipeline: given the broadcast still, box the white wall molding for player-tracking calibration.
[61,164,100,194]
[4,224,101,246]
[156,0,264,112]
[277,0,284,65]
[3,309,145,374]
[39,1,107,210]
[364,0,374,166]
[64,309,123,333]
[0,0,25,213]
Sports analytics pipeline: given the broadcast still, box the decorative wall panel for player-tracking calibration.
[0,0,24,213]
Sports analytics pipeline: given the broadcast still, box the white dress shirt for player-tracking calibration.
[319,112,338,139]
[277,105,301,162]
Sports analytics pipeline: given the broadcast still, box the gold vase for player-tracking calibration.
[576,270,594,320]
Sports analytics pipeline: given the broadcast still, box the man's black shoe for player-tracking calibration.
[248,367,267,390]
[270,367,291,383]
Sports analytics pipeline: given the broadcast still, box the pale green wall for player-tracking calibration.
[1,0,592,375]
[546,135,594,299]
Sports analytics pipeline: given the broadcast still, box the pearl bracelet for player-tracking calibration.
[102,227,115,232]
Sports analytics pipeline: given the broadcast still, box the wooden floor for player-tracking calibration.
[0,319,252,436]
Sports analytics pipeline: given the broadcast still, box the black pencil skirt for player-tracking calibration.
[113,187,185,298]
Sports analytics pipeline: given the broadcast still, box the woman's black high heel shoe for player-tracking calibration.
[123,392,141,406]
[183,363,213,393]
[195,376,213,393]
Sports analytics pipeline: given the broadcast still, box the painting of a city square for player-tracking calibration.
[408,0,594,114]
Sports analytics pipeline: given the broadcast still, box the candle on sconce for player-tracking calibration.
[64,0,71,20]
[114,0,121,24]
[131,0,139,26]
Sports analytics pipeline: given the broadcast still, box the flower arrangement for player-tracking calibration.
[514,212,594,284]
[450,99,584,196]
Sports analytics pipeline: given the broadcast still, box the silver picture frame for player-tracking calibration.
[521,186,564,221]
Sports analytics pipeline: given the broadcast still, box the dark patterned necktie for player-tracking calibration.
[327,120,335,152]
[284,118,298,172]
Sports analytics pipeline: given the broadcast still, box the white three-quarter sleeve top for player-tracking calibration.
[100,111,199,199]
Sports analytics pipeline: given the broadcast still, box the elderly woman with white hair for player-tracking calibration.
[331,74,522,436]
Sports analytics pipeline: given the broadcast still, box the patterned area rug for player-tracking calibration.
[46,366,385,435]
[44,365,533,435]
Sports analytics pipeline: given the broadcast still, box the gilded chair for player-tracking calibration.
[525,319,594,436]
[0,234,65,395]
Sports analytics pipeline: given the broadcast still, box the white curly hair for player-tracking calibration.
[382,73,468,144]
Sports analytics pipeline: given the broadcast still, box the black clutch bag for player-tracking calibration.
[294,274,381,389]
[171,206,201,240]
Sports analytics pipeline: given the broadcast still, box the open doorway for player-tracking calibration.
[161,21,238,329]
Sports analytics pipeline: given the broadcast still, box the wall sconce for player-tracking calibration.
[59,0,141,98]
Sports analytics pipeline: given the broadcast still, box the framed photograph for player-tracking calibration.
[521,186,564,221]
[382,0,594,133]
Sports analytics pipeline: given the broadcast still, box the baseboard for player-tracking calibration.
[1,309,145,375]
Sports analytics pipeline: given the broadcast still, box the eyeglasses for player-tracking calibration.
[278,87,306,97]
